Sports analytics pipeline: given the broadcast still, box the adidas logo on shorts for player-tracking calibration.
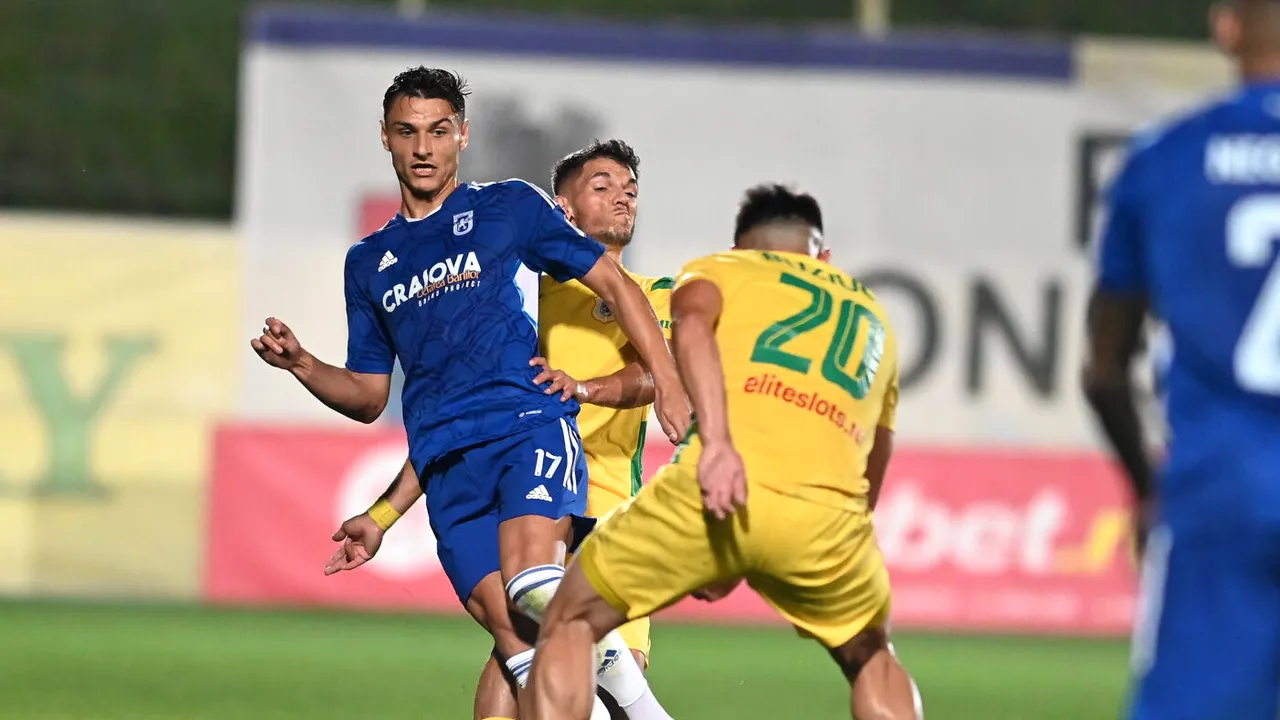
[526,485,553,502]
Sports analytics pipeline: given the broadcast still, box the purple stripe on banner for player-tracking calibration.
[247,6,1073,82]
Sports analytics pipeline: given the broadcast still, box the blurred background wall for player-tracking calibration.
[0,0,1231,631]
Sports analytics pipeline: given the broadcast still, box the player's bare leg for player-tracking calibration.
[500,515,671,720]
[474,650,520,720]
[830,625,923,720]
[463,571,545,718]
[523,560,631,720]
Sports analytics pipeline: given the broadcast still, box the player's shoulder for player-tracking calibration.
[467,178,557,209]
[630,271,676,295]
[1124,90,1243,164]
[677,250,742,280]
[347,214,409,269]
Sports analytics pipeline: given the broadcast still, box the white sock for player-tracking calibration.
[507,565,673,719]
[504,647,611,720]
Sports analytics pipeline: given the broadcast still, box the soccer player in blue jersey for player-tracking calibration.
[1084,3,1280,718]
[250,67,687,720]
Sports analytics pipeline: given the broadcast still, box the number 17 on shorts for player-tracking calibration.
[499,417,589,523]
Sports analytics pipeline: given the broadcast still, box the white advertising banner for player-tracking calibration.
[236,8,1230,449]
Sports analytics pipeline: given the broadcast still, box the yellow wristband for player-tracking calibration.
[368,499,402,531]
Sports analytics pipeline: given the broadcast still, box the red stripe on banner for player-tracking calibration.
[204,424,1137,635]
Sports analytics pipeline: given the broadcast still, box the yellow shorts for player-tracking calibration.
[586,481,651,664]
[577,463,891,649]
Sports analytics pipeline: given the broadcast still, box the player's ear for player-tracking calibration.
[555,196,575,224]
[1210,2,1241,57]
[380,119,391,152]
[458,119,470,152]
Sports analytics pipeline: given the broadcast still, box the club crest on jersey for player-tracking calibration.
[453,210,474,236]
[592,298,616,324]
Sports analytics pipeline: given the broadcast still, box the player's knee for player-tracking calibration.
[830,625,890,685]
[506,563,565,623]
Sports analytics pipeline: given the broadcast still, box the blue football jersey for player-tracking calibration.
[1097,81,1280,530]
[344,179,606,467]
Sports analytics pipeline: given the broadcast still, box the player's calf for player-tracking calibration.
[831,625,922,720]
[499,513,671,720]
[506,562,670,720]
[474,650,520,720]
[522,561,633,720]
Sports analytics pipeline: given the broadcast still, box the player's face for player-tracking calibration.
[1211,2,1244,57]
[381,96,469,198]
[557,158,638,246]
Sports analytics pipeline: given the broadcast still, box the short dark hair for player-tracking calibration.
[551,139,641,195]
[382,67,470,118]
[733,184,824,244]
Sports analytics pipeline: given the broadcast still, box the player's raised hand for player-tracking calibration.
[529,357,583,402]
[250,317,308,372]
[697,440,747,521]
[653,382,692,444]
[324,512,385,575]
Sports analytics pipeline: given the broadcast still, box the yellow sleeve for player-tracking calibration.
[878,362,899,431]
[644,277,674,339]
[674,255,726,291]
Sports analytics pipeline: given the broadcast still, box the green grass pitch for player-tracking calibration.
[0,600,1130,719]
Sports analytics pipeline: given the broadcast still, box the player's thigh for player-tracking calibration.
[576,463,743,622]
[484,417,590,526]
[424,455,502,606]
[745,489,889,650]
[1128,526,1280,720]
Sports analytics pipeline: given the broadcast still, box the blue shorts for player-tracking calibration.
[420,417,589,605]
[1128,523,1280,720]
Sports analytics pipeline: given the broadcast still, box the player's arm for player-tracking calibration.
[574,280,672,408]
[669,277,729,445]
[515,180,688,440]
[581,360,655,408]
[380,458,425,515]
[325,458,422,576]
[1081,145,1155,509]
[671,274,747,518]
[291,355,391,425]
[251,316,391,424]
[1082,290,1153,503]
[866,364,899,511]
[310,246,398,423]
[530,352,654,408]
[577,260,682,411]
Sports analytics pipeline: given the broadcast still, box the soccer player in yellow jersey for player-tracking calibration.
[534,139,673,671]
[525,185,923,720]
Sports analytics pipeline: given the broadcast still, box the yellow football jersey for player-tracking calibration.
[538,271,674,503]
[672,249,899,512]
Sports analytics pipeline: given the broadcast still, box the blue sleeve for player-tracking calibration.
[1094,145,1149,295]
[343,246,396,375]
[508,180,606,282]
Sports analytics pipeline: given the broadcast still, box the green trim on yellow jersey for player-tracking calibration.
[630,420,648,496]
[671,418,698,464]
[650,276,675,291]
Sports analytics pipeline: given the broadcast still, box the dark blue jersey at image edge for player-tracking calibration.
[1097,81,1280,532]
[343,179,606,470]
